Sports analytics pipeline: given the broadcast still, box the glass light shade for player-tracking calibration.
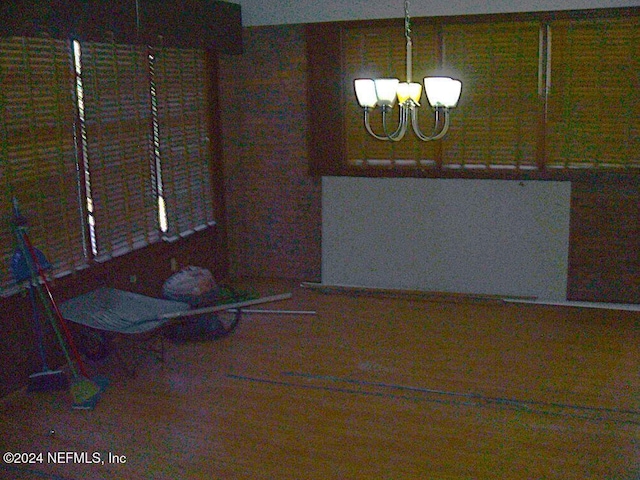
[354,79,378,108]
[374,78,399,107]
[396,82,422,105]
[424,77,462,108]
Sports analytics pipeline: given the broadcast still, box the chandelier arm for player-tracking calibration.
[431,110,452,141]
[363,108,399,141]
[410,107,451,142]
[362,106,409,142]
[381,106,408,141]
[430,107,447,136]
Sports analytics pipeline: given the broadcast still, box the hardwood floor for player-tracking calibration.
[1,281,638,479]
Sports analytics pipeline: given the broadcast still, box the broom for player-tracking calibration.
[10,238,69,391]
[12,202,106,408]
[25,283,70,392]
[16,228,106,408]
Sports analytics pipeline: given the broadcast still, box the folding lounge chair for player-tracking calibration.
[59,287,242,375]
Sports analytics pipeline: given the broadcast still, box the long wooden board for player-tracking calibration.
[300,282,537,303]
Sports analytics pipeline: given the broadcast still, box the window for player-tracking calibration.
[75,40,161,261]
[439,21,542,170]
[0,36,216,291]
[308,8,639,177]
[0,37,87,288]
[546,17,639,169]
[153,47,216,240]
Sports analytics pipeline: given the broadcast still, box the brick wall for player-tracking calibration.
[568,177,640,303]
[219,25,322,281]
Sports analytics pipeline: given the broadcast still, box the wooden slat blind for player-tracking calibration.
[344,23,440,165]
[546,17,639,169]
[333,12,638,177]
[0,37,86,289]
[80,41,160,261]
[154,47,215,240]
[343,20,542,170]
[440,21,542,170]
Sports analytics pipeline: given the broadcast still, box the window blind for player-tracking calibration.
[0,37,86,290]
[343,20,543,171]
[332,12,638,177]
[79,41,160,261]
[153,47,215,240]
[546,17,639,169]
[440,21,542,170]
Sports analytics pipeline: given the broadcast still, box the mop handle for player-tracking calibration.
[159,293,293,320]
[27,284,48,368]
[19,228,90,378]
[14,228,78,378]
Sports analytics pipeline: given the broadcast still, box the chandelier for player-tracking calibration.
[354,0,462,142]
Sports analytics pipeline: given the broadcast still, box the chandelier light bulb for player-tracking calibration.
[397,82,422,105]
[424,77,463,108]
[374,78,400,107]
[354,79,378,108]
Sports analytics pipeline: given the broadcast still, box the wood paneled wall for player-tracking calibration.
[0,0,243,53]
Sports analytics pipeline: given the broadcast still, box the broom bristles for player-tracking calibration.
[70,375,109,410]
[70,377,102,405]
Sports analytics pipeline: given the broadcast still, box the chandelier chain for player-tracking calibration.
[404,0,411,42]
[404,0,413,83]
